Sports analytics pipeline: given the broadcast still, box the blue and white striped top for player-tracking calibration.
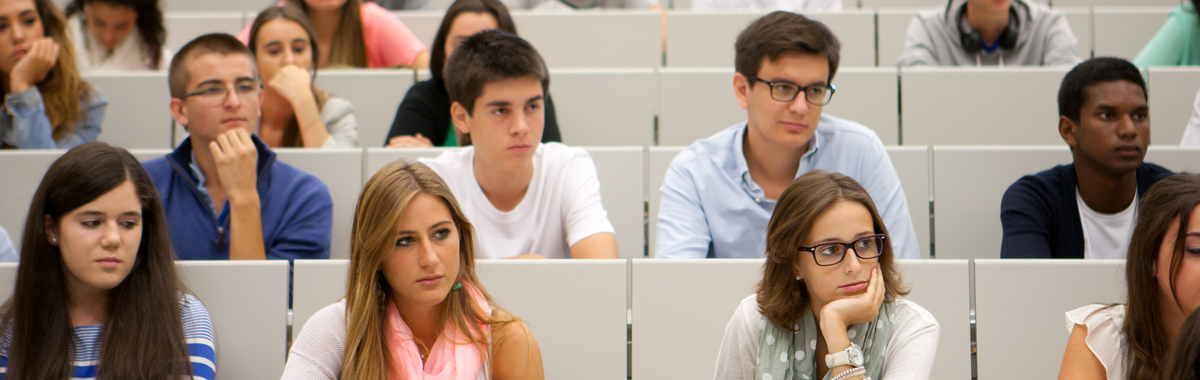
[0,293,216,380]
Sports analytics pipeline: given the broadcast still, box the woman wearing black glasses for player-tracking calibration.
[714,170,939,380]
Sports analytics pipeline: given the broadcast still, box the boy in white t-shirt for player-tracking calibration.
[421,30,618,260]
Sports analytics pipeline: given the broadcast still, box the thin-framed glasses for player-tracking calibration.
[798,234,886,266]
[752,77,836,106]
[183,80,262,103]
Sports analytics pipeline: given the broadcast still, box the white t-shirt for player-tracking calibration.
[1064,304,1126,380]
[714,295,941,380]
[421,143,615,259]
[1077,189,1137,260]
[692,0,841,12]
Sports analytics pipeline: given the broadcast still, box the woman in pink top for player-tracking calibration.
[240,0,428,69]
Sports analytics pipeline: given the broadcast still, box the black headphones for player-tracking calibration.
[946,0,1020,53]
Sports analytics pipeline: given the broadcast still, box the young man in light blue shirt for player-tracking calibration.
[655,11,921,259]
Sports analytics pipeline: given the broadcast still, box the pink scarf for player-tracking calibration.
[385,284,491,380]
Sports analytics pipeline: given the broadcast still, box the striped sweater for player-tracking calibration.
[0,294,216,379]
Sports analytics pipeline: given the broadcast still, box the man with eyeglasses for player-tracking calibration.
[655,12,921,259]
[144,33,333,270]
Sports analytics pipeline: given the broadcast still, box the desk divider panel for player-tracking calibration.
[974,259,1126,379]
[163,12,247,53]
[273,149,365,260]
[646,146,685,257]
[514,11,663,68]
[86,73,173,149]
[1092,6,1172,60]
[177,261,290,379]
[550,68,657,146]
[1148,67,1200,146]
[315,70,416,150]
[630,258,763,380]
[0,151,62,249]
[901,67,1068,146]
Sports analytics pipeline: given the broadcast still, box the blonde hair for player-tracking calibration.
[287,0,367,68]
[341,160,519,379]
[757,170,909,332]
[12,0,93,141]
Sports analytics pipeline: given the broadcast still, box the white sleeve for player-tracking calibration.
[1182,87,1200,146]
[1064,304,1125,378]
[320,97,359,148]
[714,297,761,380]
[280,301,347,380]
[880,300,940,380]
[562,150,616,247]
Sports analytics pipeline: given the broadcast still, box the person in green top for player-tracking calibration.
[1134,0,1200,67]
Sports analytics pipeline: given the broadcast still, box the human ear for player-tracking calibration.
[44,214,58,245]
[1059,116,1078,148]
[733,73,751,111]
[450,102,471,135]
[169,98,189,130]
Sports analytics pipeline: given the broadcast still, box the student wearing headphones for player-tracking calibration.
[898,0,1080,67]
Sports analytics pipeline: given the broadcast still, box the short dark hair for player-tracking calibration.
[1057,57,1147,124]
[431,0,517,83]
[443,30,548,115]
[735,11,841,86]
[168,33,256,99]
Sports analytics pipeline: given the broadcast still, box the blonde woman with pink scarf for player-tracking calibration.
[281,160,544,379]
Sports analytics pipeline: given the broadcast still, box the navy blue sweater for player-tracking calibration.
[143,136,333,262]
[1000,163,1173,259]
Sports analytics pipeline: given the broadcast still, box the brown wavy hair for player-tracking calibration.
[1123,173,1200,380]
[6,0,94,142]
[286,0,367,68]
[757,170,909,332]
[1,142,192,379]
[1164,308,1200,380]
[341,160,521,378]
[247,3,330,147]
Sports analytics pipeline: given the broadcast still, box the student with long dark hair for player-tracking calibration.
[0,0,107,149]
[0,142,215,379]
[1060,173,1200,380]
[248,4,358,148]
[64,0,168,71]
[384,0,560,148]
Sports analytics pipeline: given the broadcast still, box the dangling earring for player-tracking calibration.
[376,277,387,311]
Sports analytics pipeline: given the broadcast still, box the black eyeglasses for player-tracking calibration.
[752,77,836,106]
[798,234,886,266]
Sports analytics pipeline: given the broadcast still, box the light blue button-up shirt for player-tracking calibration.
[655,115,920,259]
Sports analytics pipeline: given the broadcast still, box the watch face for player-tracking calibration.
[849,346,864,366]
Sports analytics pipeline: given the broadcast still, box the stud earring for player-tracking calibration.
[51,237,57,244]
[453,282,463,290]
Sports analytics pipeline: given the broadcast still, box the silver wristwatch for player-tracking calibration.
[825,342,865,368]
